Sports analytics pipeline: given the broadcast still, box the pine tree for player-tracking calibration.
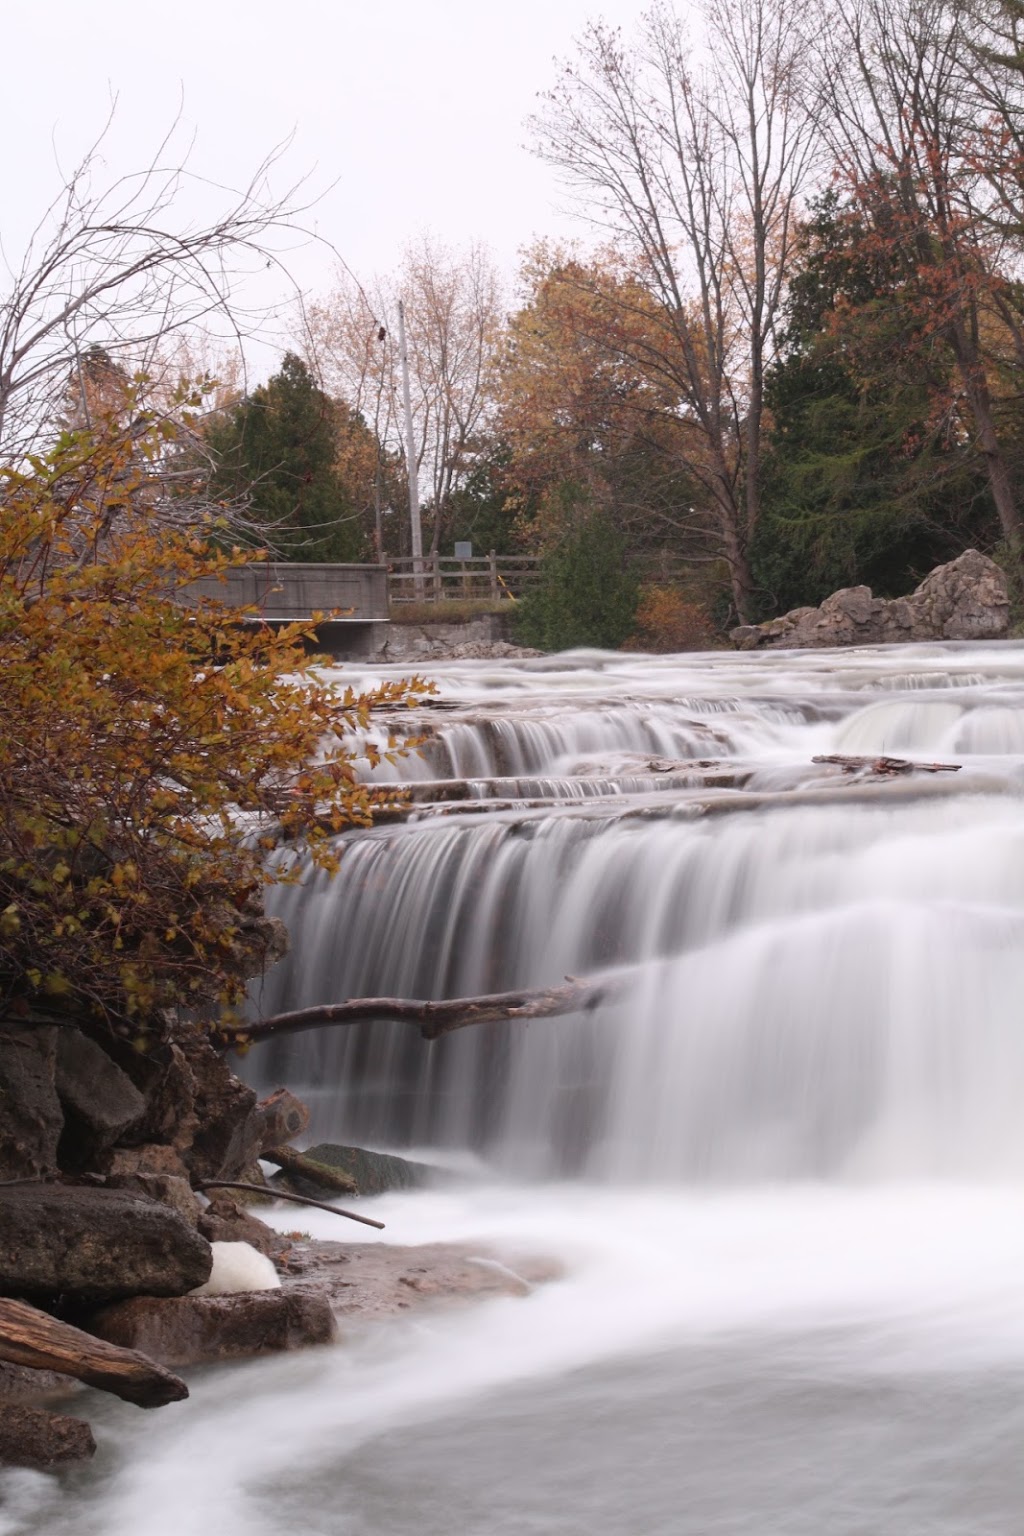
[209,353,369,562]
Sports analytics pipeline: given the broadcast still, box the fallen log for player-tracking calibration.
[811,754,961,774]
[214,975,618,1052]
[261,1145,358,1196]
[0,1297,188,1408]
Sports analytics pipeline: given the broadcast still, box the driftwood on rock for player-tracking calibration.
[811,754,961,775]
[0,1297,188,1408]
[216,976,617,1051]
[261,1144,358,1196]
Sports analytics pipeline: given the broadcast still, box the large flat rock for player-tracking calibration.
[90,1288,335,1366]
[0,1184,212,1304]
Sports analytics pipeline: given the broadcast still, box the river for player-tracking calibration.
[5,641,1024,1535]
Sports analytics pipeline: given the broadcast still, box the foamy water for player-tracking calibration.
[7,640,1024,1534]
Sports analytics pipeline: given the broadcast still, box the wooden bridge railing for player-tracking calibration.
[387,553,541,605]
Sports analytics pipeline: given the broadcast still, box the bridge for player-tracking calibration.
[180,562,389,658]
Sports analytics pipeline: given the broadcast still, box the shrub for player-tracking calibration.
[0,422,421,1030]
[627,585,716,652]
[516,511,638,651]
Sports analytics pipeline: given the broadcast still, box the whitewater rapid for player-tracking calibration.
[7,640,1024,1536]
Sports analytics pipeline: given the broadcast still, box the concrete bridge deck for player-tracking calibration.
[181,562,389,657]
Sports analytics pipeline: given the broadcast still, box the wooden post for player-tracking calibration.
[432,550,442,602]
[489,550,498,599]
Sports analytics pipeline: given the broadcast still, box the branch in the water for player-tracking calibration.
[811,754,961,774]
[198,1180,385,1231]
[215,976,618,1051]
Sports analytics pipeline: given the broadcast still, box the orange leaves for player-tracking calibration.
[0,423,425,1026]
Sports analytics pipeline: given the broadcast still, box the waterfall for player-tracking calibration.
[251,642,1024,1182]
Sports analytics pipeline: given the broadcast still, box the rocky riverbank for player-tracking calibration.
[0,1016,555,1471]
[731,548,1010,649]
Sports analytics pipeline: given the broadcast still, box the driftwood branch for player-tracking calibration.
[198,1180,385,1231]
[811,754,961,775]
[216,976,617,1052]
[261,1145,358,1196]
[0,1297,188,1408]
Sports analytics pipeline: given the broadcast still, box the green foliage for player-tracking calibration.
[516,501,639,651]
[0,421,422,1029]
[440,443,520,556]
[209,353,369,562]
[752,194,998,616]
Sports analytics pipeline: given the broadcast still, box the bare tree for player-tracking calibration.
[0,112,310,463]
[812,0,1024,557]
[304,236,505,555]
[532,0,817,622]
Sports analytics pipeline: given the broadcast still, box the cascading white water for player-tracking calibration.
[255,642,1024,1183]
[13,641,1024,1536]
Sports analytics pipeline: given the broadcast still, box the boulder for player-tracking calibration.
[255,1088,311,1153]
[89,1287,336,1366]
[102,1143,193,1182]
[0,1405,95,1469]
[104,1171,202,1227]
[0,1026,63,1180]
[0,1184,212,1304]
[55,1028,146,1165]
[732,549,1010,650]
[197,1191,292,1260]
[118,1041,200,1152]
[177,1036,264,1183]
[295,1143,436,1198]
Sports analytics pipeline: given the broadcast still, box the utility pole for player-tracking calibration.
[396,299,424,596]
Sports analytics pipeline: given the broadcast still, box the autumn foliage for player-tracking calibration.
[0,419,421,1029]
[628,587,717,653]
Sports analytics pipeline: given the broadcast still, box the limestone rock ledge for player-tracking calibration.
[732,549,1010,651]
[89,1288,336,1366]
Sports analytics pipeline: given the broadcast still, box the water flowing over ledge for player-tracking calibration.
[252,641,1024,1182]
[12,641,1024,1536]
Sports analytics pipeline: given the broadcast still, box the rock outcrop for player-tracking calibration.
[89,1287,336,1366]
[0,1404,96,1469]
[0,1027,63,1180]
[732,549,1010,650]
[0,1184,212,1305]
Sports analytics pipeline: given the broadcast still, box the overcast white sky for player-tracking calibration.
[3,0,655,362]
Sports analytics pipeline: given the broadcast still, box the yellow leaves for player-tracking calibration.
[1,418,425,1025]
[110,862,138,891]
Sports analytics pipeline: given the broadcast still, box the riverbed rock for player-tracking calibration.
[0,1404,96,1469]
[255,1088,310,1152]
[284,1240,563,1322]
[0,1026,63,1180]
[731,549,1010,650]
[104,1171,202,1227]
[177,1036,264,1183]
[89,1287,336,1366]
[285,1143,436,1198]
[197,1191,292,1259]
[55,1028,146,1166]
[0,1184,212,1304]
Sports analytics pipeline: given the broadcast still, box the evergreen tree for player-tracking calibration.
[751,195,999,616]
[209,353,368,562]
[516,499,639,651]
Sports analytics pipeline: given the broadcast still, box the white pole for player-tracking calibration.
[396,299,424,595]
